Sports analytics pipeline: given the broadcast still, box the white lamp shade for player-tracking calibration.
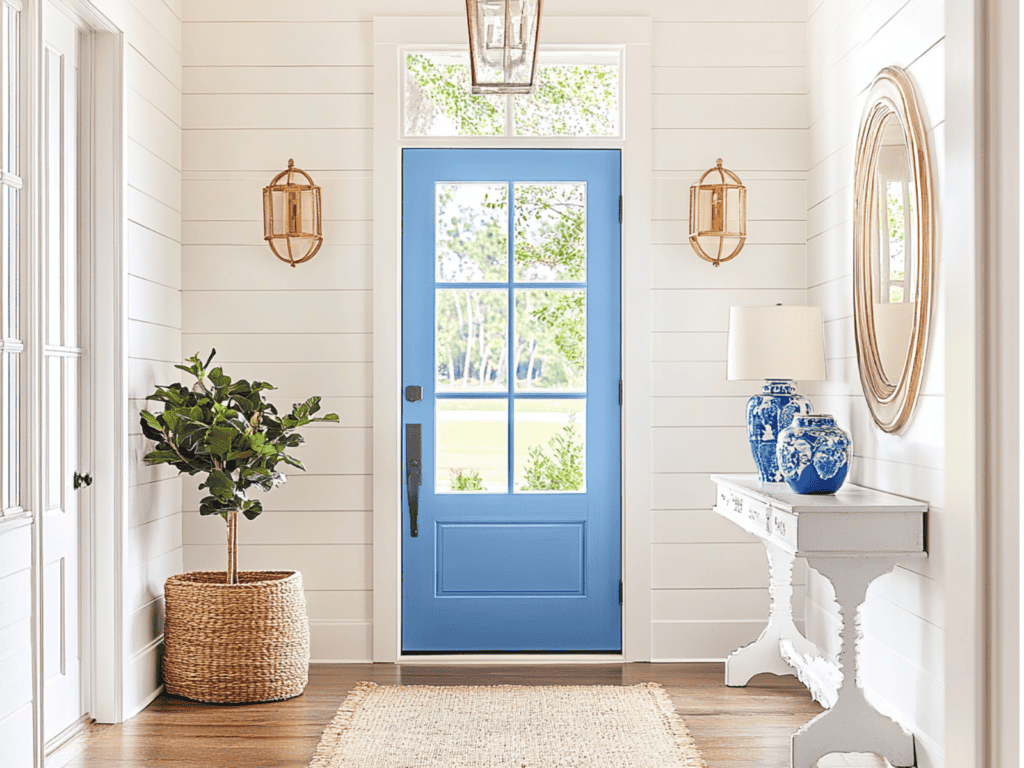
[727,305,827,381]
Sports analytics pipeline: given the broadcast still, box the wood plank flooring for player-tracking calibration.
[56,663,883,768]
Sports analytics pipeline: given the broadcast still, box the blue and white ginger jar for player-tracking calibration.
[746,380,813,483]
[776,414,852,494]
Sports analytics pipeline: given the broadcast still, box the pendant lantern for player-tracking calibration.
[689,158,747,267]
[465,0,543,95]
[262,159,323,268]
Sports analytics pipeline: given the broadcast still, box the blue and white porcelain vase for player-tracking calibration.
[776,414,852,494]
[745,380,813,482]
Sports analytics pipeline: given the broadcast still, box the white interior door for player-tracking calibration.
[41,0,85,745]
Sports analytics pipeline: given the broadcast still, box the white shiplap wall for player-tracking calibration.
[179,0,808,662]
[804,1,945,766]
[0,0,182,753]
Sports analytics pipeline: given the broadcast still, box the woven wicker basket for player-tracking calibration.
[163,571,310,703]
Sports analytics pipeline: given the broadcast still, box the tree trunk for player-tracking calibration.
[226,510,239,585]
[463,293,474,387]
[526,340,539,387]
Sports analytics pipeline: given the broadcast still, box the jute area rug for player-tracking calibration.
[309,682,707,768]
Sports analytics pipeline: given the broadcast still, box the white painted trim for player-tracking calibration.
[398,654,625,664]
[944,0,989,764]
[372,15,652,663]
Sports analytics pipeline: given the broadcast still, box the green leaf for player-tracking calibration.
[206,425,235,459]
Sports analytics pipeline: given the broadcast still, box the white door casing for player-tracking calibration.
[40,0,85,745]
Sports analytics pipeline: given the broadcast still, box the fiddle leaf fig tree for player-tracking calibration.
[139,350,339,584]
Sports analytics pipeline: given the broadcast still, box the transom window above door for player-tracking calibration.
[404,50,622,138]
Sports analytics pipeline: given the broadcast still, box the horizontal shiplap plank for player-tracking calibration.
[183,65,373,95]
[653,219,807,246]
[127,319,181,362]
[184,94,372,130]
[129,187,182,243]
[182,245,372,291]
[130,478,183,529]
[183,544,371,590]
[182,333,372,363]
[651,396,749,427]
[653,509,760,544]
[651,426,752,473]
[653,587,806,622]
[129,275,182,328]
[127,45,182,127]
[652,22,806,67]
[0,650,33,719]
[654,94,807,129]
[651,473,719,511]
[128,140,181,214]
[0,570,31,630]
[127,597,165,657]
[653,66,807,95]
[183,177,372,222]
[653,129,808,171]
[178,362,372,400]
[652,244,806,290]
[651,361,752,398]
[128,222,182,289]
[181,291,371,334]
[310,621,372,662]
[184,22,371,67]
[0,528,30,579]
[654,177,808,221]
[183,219,372,247]
[652,542,805,589]
[124,547,183,615]
[184,511,371,546]
[183,129,373,172]
[127,89,182,171]
[652,288,806,333]
[183,474,372,511]
[651,332,727,362]
[652,620,798,661]
[129,513,184,571]
[0,704,33,768]
[305,590,372,623]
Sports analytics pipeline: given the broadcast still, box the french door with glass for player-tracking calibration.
[401,149,621,652]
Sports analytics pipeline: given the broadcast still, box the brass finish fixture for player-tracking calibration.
[688,158,747,267]
[853,66,935,433]
[465,0,543,95]
[263,159,323,268]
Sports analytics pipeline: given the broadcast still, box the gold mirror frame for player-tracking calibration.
[853,66,936,434]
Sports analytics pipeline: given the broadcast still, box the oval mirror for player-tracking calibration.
[853,67,935,433]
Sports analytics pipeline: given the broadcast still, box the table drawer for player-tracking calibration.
[715,488,770,534]
[770,507,798,548]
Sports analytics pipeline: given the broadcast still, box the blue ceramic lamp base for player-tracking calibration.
[745,379,812,483]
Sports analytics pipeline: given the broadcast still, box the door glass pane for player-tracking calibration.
[514,289,586,391]
[405,52,506,137]
[436,183,508,282]
[3,352,16,510]
[436,400,507,493]
[4,4,17,175]
[514,183,586,282]
[2,187,15,339]
[514,63,619,137]
[514,400,586,492]
[437,288,508,392]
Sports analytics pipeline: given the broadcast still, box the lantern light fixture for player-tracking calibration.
[262,159,323,268]
[688,158,747,268]
[465,0,543,95]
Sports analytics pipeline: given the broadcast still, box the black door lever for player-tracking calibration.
[405,424,422,537]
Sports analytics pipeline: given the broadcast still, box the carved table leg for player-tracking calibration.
[791,557,916,768]
[726,539,819,687]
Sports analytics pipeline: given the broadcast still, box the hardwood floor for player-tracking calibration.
[56,663,883,768]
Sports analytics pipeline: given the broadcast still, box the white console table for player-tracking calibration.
[710,474,927,768]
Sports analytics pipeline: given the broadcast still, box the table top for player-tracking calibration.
[711,474,929,515]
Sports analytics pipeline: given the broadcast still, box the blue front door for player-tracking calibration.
[402,149,621,652]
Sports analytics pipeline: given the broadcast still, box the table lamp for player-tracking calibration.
[727,305,827,482]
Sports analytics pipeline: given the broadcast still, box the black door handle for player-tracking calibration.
[405,424,422,537]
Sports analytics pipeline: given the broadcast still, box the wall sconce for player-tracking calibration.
[465,0,543,94]
[689,158,747,267]
[262,159,323,268]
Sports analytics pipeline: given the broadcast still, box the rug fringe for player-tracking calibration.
[308,681,378,768]
[642,682,709,768]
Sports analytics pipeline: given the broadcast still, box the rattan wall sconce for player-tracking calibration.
[689,158,747,267]
[263,159,323,268]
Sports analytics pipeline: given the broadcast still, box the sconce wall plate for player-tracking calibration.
[689,158,747,267]
[263,159,323,268]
